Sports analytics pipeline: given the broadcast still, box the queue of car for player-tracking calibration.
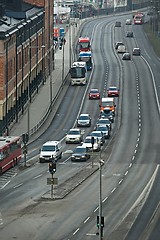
[115,17,141,60]
[40,18,142,163]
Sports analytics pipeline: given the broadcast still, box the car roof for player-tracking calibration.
[43,141,59,146]
[69,128,80,131]
[109,86,117,89]
[79,113,89,116]
[76,145,86,149]
[90,88,99,91]
[133,47,140,50]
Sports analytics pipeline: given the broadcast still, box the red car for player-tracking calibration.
[107,86,119,97]
[89,88,100,99]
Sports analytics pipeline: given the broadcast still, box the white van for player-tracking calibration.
[39,141,62,163]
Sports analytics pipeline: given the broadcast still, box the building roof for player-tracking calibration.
[0,2,42,39]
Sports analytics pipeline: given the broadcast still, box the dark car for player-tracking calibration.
[132,47,141,56]
[89,88,100,99]
[126,31,134,38]
[100,108,114,123]
[71,146,90,162]
[122,52,131,60]
[115,21,121,27]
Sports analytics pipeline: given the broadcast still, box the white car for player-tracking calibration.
[126,19,132,25]
[117,45,126,54]
[82,136,101,152]
[77,114,91,127]
[90,131,105,146]
[65,128,84,143]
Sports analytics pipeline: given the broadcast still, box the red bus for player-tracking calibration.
[78,37,91,52]
[134,13,144,25]
[0,136,22,174]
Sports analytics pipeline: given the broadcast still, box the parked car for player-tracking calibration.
[77,113,91,127]
[88,88,100,99]
[90,131,105,145]
[132,47,141,56]
[82,136,101,152]
[122,52,131,60]
[65,128,84,143]
[107,86,119,97]
[71,146,90,161]
[95,125,110,139]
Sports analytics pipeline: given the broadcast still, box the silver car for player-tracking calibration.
[65,128,84,143]
[96,125,110,139]
[77,114,91,127]
[90,131,105,146]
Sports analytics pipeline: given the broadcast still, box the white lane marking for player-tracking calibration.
[111,187,116,193]
[73,228,79,235]
[0,180,11,189]
[13,183,23,189]
[84,217,90,223]
[33,174,42,179]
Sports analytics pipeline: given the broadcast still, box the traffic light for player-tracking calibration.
[22,133,29,144]
[49,162,56,174]
[23,145,27,154]
[97,216,104,228]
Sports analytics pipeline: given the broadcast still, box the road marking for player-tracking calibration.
[33,174,42,179]
[84,217,90,223]
[13,183,23,189]
[73,228,79,235]
[1,180,10,189]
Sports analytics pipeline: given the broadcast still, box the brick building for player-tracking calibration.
[0,0,53,135]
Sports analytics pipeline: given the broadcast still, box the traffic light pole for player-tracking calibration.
[99,160,103,239]
[51,173,54,199]
[49,161,56,199]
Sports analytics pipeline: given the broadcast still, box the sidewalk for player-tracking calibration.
[9,20,81,143]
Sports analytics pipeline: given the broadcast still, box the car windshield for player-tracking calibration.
[90,89,99,94]
[98,119,110,124]
[91,132,101,137]
[101,101,112,107]
[42,145,55,151]
[79,115,89,120]
[97,126,107,131]
[74,148,86,153]
[109,87,117,91]
[84,137,96,143]
[68,130,80,135]
[103,109,111,114]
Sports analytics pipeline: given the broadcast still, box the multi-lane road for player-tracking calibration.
[0,12,160,240]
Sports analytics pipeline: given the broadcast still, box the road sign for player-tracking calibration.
[47,177,58,185]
